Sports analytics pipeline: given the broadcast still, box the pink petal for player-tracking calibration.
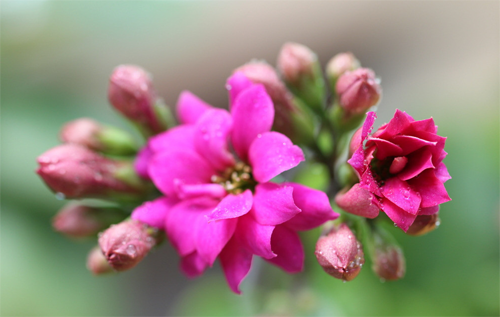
[231,84,274,161]
[180,251,209,278]
[176,90,212,125]
[206,190,253,222]
[381,198,418,232]
[348,112,377,174]
[376,109,413,139]
[219,237,253,294]
[435,162,451,183]
[236,214,276,259]
[131,196,179,230]
[175,183,227,200]
[149,150,214,196]
[408,169,451,208]
[367,138,403,160]
[419,205,440,215]
[335,183,380,218]
[166,198,218,256]
[266,225,304,273]
[392,135,437,156]
[408,117,437,134]
[359,167,382,196]
[226,72,253,109]
[134,145,153,179]
[398,148,435,181]
[249,132,305,183]
[251,182,301,226]
[194,108,235,171]
[196,216,238,266]
[282,182,339,230]
[149,125,197,154]
[381,177,421,215]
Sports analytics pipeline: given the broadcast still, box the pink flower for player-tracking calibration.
[131,73,338,293]
[336,110,451,231]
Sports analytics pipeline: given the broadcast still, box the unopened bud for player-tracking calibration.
[371,227,405,281]
[406,213,440,236]
[87,246,114,275]
[315,223,364,281]
[277,43,325,114]
[52,202,126,238]
[335,184,380,218]
[37,144,150,201]
[326,52,360,93]
[108,65,171,136]
[98,220,159,271]
[60,118,138,156]
[336,68,381,115]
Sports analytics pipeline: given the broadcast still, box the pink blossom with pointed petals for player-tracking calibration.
[132,74,338,293]
[343,110,451,231]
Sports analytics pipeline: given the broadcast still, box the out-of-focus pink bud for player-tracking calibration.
[60,118,138,156]
[336,68,381,115]
[87,246,114,275]
[335,184,380,218]
[406,213,440,236]
[52,203,126,238]
[98,220,158,271]
[371,227,406,281]
[37,144,150,201]
[326,52,360,90]
[108,65,167,136]
[315,223,365,281]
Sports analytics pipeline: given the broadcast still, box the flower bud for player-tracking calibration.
[37,144,150,201]
[98,220,159,271]
[87,246,114,275]
[108,65,171,136]
[335,184,380,218]
[371,227,405,281]
[277,43,325,114]
[52,202,126,238]
[315,223,364,281]
[336,68,381,115]
[60,118,138,156]
[326,52,360,93]
[406,213,440,236]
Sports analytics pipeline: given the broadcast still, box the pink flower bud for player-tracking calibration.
[326,52,360,83]
[60,118,138,155]
[52,203,126,238]
[108,65,164,135]
[348,127,363,158]
[335,184,380,218]
[336,68,381,115]
[406,213,440,236]
[315,223,365,281]
[278,43,317,85]
[371,228,405,281]
[87,246,114,275]
[98,220,157,271]
[37,144,148,200]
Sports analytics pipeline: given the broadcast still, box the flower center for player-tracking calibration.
[369,155,407,185]
[211,162,257,195]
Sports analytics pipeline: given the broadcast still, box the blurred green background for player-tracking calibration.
[1,1,498,316]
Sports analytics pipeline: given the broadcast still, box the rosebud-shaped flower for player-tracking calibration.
[342,110,451,231]
[87,246,114,275]
[37,144,150,201]
[98,220,158,271]
[60,118,138,156]
[336,68,381,116]
[370,226,405,281]
[52,203,126,238]
[108,65,168,136]
[315,223,364,281]
[406,213,440,236]
[326,52,360,92]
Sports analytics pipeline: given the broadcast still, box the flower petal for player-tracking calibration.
[176,90,212,125]
[408,169,451,208]
[381,198,418,232]
[335,183,380,218]
[398,148,435,181]
[266,225,304,273]
[236,214,276,259]
[196,216,238,266]
[249,132,304,183]
[149,150,214,196]
[134,145,153,179]
[392,135,437,156]
[219,237,253,294]
[376,109,413,139]
[381,177,421,215]
[175,183,227,200]
[283,182,339,230]
[231,84,274,161]
[252,182,301,226]
[149,125,197,154]
[435,162,451,183]
[367,137,403,160]
[131,196,179,230]
[180,251,209,278]
[408,117,437,134]
[226,72,253,109]
[206,190,253,222]
[348,111,377,174]
[419,205,440,215]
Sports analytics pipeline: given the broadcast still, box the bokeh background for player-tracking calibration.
[1,1,499,316]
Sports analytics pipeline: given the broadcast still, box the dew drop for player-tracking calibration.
[126,244,137,257]
[55,192,65,200]
[394,223,398,227]
[225,84,232,91]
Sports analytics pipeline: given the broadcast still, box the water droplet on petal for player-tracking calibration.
[55,192,65,200]
[126,244,137,257]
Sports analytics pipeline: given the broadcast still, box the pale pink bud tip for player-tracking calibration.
[87,247,114,275]
[53,203,106,238]
[336,68,381,114]
[373,246,406,281]
[278,42,317,84]
[335,184,380,219]
[406,213,440,236]
[60,118,102,150]
[98,220,155,271]
[315,223,365,281]
[326,52,360,80]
